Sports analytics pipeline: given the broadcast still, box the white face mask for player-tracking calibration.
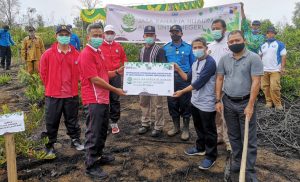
[105,34,115,42]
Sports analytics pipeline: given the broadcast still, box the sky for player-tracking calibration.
[19,0,298,26]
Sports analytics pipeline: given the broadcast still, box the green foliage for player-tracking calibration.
[0,73,11,85]
[121,43,143,62]
[18,68,44,103]
[0,104,51,165]
[259,19,274,35]
[292,2,300,28]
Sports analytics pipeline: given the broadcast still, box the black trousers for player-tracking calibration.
[191,105,218,161]
[167,73,191,119]
[85,104,109,169]
[44,96,81,148]
[109,75,121,123]
[0,45,11,68]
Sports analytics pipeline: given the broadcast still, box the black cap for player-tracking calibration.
[56,25,71,34]
[144,25,155,34]
[252,20,261,26]
[267,26,277,34]
[169,25,182,32]
[28,26,35,31]
[3,25,9,30]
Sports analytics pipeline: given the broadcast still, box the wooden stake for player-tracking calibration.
[239,117,250,182]
[4,133,18,182]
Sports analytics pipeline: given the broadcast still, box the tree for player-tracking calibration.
[259,19,274,35]
[36,14,44,28]
[0,0,20,26]
[292,2,300,28]
[78,0,102,9]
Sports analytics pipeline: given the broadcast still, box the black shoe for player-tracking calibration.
[44,146,56,159]
[138,126,149,135]
[5,67,10,70]
[85,167,108,180]
[151,129,163,137]
[71,139,85,151]
[96,154,115,165]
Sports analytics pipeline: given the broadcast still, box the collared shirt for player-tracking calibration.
[78,44,109,105]
[217,49,264,97]
[21,35,45,62]
[188,55,216,112]
[208,34,231,66]
[242,19,265,53]
[259,39,287,72]
[163,41,195,73]
[0,29,15,47]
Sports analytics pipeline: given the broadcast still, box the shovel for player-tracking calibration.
[239,116,250,182]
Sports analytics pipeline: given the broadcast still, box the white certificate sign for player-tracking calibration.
[0,112,25,135]
[123,62,174,96]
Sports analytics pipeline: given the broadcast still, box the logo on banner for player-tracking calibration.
[121,14,137,32]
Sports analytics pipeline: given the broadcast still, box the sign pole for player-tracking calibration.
[4,133,18,182]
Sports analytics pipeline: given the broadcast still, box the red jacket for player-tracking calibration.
[39,42,80,97]
[100,40,127,71]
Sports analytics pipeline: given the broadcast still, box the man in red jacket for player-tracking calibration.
[100,25,127,134]
[39,25,84,157]
[78,23,126,180]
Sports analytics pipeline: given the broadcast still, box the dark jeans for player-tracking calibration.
[191,105,217,161]
[44,96,81,148]
[85,104,109,169]
[109,75,121,123]
[0,45,11,68]
[223,95,258,182]
[167,73,191,119]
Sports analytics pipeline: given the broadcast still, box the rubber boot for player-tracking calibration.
[167,118,180,137]
[181,118,190,141]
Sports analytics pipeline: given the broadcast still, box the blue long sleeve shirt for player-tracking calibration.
[70,33,81,50]
[0,29,15,47]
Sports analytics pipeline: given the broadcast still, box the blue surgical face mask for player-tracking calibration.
[211,30,223,40]
[267,37,276,42]
[193,49,205,58]
[90,37,103,48]
[57,36,70,45]
[144,37,155,44]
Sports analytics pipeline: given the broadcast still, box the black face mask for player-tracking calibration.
[229,43,245,53]
[171,34,181,42]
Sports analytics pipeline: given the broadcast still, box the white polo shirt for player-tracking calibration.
[259,40,287,72]
[208,33,231,66]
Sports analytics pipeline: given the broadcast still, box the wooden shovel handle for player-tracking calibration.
[239,116,250,182]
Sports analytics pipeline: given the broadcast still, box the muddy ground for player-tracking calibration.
[0,66,299,182]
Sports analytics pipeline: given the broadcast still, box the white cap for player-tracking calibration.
[104,25,115,33]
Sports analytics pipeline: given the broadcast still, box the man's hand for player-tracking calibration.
[173,90,184,97]
[240,2,244,9]
[114,88,126,96]
[216,102,223,113]
[280,67,286,75]
[173,63,180,72]
[244,104,254,120]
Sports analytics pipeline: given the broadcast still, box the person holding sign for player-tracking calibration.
[78,23,126,180]
[163,25,195,141]
[207,19,231,151]
[215,30,263,182]
[137,25,166,137]
[101,25,128,134]
[173,37,218,170]
[39,25,84,157]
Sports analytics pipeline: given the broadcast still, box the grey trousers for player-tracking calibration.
[222,95,258,182]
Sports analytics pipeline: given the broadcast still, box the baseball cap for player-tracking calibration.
[56,25,71,34]
[169,25,182,32]
[104,25,115,33]
[252,20,261,26]
[144,25,155,34]
[266,26,277,34]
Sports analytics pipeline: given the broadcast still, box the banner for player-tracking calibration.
[80,0,204,23]
[106,3,241,43]
[123,62,174,96]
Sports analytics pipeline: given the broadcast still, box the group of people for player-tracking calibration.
[0,3,287,181]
